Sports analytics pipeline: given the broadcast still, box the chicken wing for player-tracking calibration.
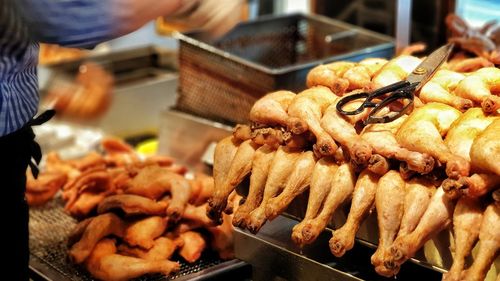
[86,238,179,281]
[183,203,214,227]
[124,216,168,250]
[292,157,338,246]
[329,170,380,257]
[233,145,276,228]
[442,198,483,281]
[286,86,338,156]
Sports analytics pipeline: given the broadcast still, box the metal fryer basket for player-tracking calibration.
[29,197,240,281]
[175,13,394,125]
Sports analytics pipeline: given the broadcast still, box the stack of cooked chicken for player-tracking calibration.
[207,50,500,281]
[28,138,235,281]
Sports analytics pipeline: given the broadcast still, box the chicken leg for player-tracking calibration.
[371,170,406,277]
[470,118,500,176]
[249,90,296,127]
[292,157,339,246]
[461,203,500,281]
[301,163,356,245]
[86,238,179,281]
[442,197,483,281]
[329,170,380,257]
[396,102,468,179]
[233,145,276,228]
[286,86,338,156]
[419,69,472,111]
[246,146,302,233]
[454,67,500,113]
[208,139,259,224]
[386,187,455,270]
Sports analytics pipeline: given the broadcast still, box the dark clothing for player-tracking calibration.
[0,110,53,281]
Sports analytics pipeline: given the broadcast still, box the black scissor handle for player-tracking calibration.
[336,80,410,115]
[364,87,415,124]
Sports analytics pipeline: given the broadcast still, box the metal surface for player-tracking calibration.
[235,215,443,281]
[395,0,412,52]
[157,109,233,171]
[175,13,394,125]
[39,46,179,138]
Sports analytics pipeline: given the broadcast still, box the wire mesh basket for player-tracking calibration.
[175,13,394,125]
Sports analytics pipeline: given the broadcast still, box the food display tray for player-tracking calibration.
[29,197,245,281]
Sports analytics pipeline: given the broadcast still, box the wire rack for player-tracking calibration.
[29,197,226,281]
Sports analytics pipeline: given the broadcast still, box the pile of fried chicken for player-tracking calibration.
[28,138,236,281]
[207,46,500,281]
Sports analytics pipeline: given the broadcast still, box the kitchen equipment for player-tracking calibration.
[175,13,394,125]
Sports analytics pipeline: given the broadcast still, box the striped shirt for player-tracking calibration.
[0,0,115,136]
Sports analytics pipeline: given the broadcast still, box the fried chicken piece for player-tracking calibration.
[124,216,168,250]
[249,91,296,127]
[67,151,107,172]
[178,231,207,263]
[371,170,405,277]
[372,55,422,88]
[321,102,373,166]
[447,53,494,72]
[454,67,500,113]
[233,124,253,141]
[101,137,141,167]
[419,69,473,111]
[470,118,500,176]
[443,197,483,281]
[125,166,191,220]
[301,163,356,245]
[233,145,276,228]
[183,203,214,227]
[67,191,112,218]
[246,146,302,233]
[461,204,500,281]
[118,237,183,261]
[86,238,179,281]
[264,151,315,220]
[26,171,67,206]
[292,157,339,246]
[397,177,434,238]
[208,213,235,260]
[361,116,435,174]
[286,86,338,156]
[208,138,258,224]
[97,194,167,216]
[189,173,214,206]
[45,152,81,179]
[329,170,379,256]
[68,217,93,248]
[396,102,467,179]
[386,187,455,270]
[306,62,355,94]
[69,213,126,264]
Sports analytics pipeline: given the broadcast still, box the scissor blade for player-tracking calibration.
[406,43,454,88]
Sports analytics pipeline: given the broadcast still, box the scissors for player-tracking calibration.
[336,43,455,124]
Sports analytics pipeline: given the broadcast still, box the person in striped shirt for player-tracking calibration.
[0,1,243,280]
